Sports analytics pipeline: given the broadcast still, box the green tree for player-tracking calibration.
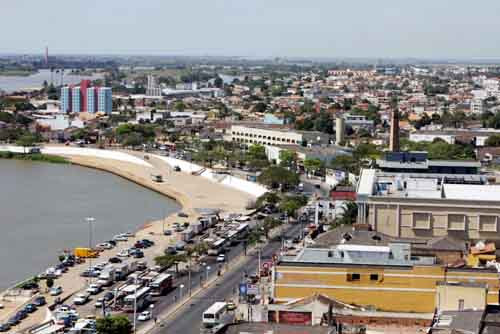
[486,135,500,147]
[45,277,54,291]
[16,133,38,153]
[336,201,358,226]
[174,101,186,112]
[96,315,132,334]
[279,149,297,168]
[330,155,358,174]
[303,158,324,174]
[247,144,267,161]
[257,166,300,190]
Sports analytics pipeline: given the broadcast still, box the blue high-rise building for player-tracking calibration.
[86,87,97,113]
[61,86,71,113]
[98,87,112,114]
[71,87,81,113]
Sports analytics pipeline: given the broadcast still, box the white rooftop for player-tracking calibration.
[443,184,500,201]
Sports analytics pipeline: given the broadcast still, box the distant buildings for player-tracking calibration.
[60,80,112,114]
[229,124,330,146]
[146,75,162,97]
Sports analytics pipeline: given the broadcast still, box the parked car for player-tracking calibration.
[24,304,37,313]
[173,166,181,172]
[86,284,101,295]
[6,316,20,326]
[33,296,46,306]
[178,212,189,218]
[96,242,113,250]
[0,323,11,332]
[137,311,151,321]
[50,286,63,296]
[94,297,104,308]
[226,301,237,311]
[73,293,90,305]
[117,250,130,257]
[16,310,27,320]
[103,292,115,302]
[216,254,226,263]
[164,247,177,255]
[109,257,122,264]
[163,229,172,236]
[133,250,144,259]
[113,235,128,242]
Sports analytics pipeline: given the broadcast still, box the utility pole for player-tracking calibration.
[85,217,95,283]
[188,258,192,296]
[133,277,137,333]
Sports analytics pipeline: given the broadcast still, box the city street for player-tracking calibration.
[148,223,302,334]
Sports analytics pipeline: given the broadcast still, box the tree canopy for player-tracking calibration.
[96,316,132,334]
[257,166,300,190]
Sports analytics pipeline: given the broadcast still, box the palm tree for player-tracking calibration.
[337,201,358,226]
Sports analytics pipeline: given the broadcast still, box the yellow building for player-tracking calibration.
[273,244,499,313]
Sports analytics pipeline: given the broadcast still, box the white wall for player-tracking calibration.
[0,146,153,167]
[154,155,268,198]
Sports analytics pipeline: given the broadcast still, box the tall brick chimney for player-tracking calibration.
[390,109,400,152]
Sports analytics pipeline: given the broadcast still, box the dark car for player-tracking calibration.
[163,229,172,236]
[173,166,181,172]
[0,323,11,332]
[164,247,177,255]
[21,282,39,290]
[178,212,188,218]
[109,257,122,264]
[34,296,46,306]
[107,240,117,246]
[103,292,114,302]
[6,316,20,326]
[133,251,144,258]
[24,304,37,313]
[141,239,154,246]
[134,241,145,249]
[16,310,27,319]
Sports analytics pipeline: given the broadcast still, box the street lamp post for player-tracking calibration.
[179,284,185,301]
[149,304,155,323]
[206,266,211,282]
[85,217,95,283]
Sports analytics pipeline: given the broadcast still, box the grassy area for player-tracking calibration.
[0,69,37,77]
[0,151,69,164]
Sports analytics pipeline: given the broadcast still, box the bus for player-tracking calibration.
[202,302,228,328]
[123,287,151,312]
[208,238,226,256]
[149,273,173,296]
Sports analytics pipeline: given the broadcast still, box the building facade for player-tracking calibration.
[230,125,330,146]
[98,87,112,114]
[273,245,499,313]
[61,86,71,113]
[60,82,112,114]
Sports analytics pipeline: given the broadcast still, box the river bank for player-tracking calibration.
[0,148,255,330]
[0,151,69,163]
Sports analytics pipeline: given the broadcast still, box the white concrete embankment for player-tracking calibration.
[0,145,152,167]
[153,155,268,197]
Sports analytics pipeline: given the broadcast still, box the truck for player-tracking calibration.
[115,263,129,281]
[127,260,138,273]
[191,222,203,235]
[74,247,99,258]
[179,228,194,242]
[98,266,116,286]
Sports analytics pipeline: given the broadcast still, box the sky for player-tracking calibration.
[2,0,500,59]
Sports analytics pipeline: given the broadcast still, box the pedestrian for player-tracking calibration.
[154,317,157,324]
[174,295,177,303]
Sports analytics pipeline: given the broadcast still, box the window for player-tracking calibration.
[479,215,497,232]
[370,274,379,281]
[458,299,464,311]
[413,212,431,229]
[347,273,360,281]
[448,214,466,231]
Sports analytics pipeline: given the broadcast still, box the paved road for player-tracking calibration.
[149,223,302,334]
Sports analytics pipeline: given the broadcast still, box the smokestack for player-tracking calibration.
[335,117,345,145]
[390,109,400,152]
[45,46,49,67]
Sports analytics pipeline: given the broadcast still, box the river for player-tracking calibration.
[0,69,103,93]
[0,160,180,290]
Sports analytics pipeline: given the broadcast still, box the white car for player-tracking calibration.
[123,232,135,238]
[216,254,226,263]
[113,234,128,242]
[73,293,89,305]
[50,286,63,296]
[94,297,104,308]
[137,311,151,321]
[86,284,101,295]
[96,243,113,250]
[117,250,130,257]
